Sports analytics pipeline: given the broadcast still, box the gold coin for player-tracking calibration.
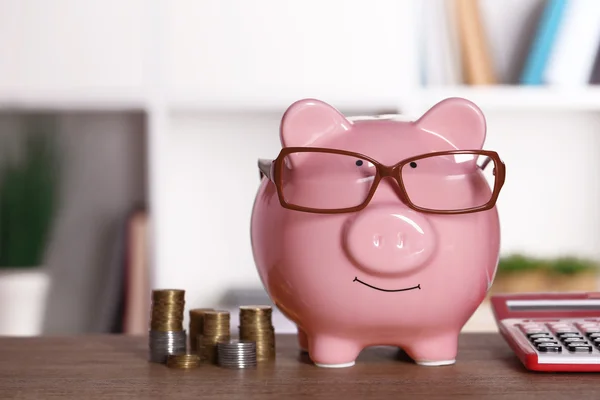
[237,305,276,362]
[152,289,185,302]
[189,308,213,351]
[166,353,201,369]
[149,291,185,331]
[239,305,272,311]
[198,334,230,363]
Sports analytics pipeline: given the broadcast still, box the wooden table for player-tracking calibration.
[0,333,598,399]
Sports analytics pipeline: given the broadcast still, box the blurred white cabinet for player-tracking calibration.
[0,0,147,107]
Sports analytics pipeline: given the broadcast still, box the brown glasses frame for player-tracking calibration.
[258,147,506,215]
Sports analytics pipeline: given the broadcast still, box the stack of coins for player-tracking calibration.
[217,340,257,369]
[198,310,230,364]
[189,308,213,352]
[238,305,275,362]
[166,353,201,369]
[148,289,187,363]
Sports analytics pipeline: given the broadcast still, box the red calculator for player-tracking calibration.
[491,292,600,372]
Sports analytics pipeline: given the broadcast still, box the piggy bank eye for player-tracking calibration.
[410,162,418,168]
[355,160,364,166]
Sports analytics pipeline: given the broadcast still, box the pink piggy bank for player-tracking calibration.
[251,98,506,368]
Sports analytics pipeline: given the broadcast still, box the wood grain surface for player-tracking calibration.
[0,333,597,399]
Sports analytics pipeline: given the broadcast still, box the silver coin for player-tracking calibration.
[149,341,186,345]
[218,354,257,359]
[150,343,186,348]
[218,355,258,360]
[218,362,257,369]
[216,340,258,368]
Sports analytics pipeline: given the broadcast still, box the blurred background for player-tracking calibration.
[1,0,600,336]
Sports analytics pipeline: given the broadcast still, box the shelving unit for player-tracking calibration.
[3,0,600,333]
[404,86,600,113]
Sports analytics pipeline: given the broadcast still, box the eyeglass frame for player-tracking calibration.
[258,147,506,215]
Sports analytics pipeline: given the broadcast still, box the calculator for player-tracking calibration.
[491,292,600,372]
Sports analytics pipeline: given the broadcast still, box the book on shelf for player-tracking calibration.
[455,0,496,85]
[419,0,600,87]
[419,0,463,86]
[590,41,600,84]
[122,206,150,335]
[543,0,600,86]
[519,0,567,85]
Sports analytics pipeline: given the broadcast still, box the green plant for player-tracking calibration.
[497,254,543,273]
[497,254,598,276]
[0,120,60,268]
[551,256,598,275]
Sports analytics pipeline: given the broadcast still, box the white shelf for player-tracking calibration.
[4,86,600,114]
[403,86,600,113]
[166,93,399,115]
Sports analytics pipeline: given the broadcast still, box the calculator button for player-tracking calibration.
[519,323,547,331]
[522,322,543,328]
[561,335,584,340]
[549,322,570,328]
[588,332,600,339]
[554,327,578,333]
[567,344,593,352]
[537,343,562,352]
[563,338,587,346]
[533,338,557,344]
[525,330,548,336]
[521,322,543,327]
[556,332,582,339]
[584,328,600,334]
[527,333,552,339]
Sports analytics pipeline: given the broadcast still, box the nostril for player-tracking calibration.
[373,234,384,248]
[397,232,405,249]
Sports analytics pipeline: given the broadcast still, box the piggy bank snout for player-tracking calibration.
[344,207,436,275]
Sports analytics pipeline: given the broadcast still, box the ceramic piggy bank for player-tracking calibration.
[250,98,505,368]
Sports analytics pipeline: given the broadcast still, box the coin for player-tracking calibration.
[152,289,185,302]
[150,289,185,332]
[166,353,201,369]
[198,310,231,364]
[189,308,214,351]
[148,289,187,363]
[217,339,257,369]
[148,330,187,363]
[238,305,275,362]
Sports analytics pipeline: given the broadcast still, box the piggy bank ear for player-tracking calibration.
[414,97,486,149]
[280,99,352,147]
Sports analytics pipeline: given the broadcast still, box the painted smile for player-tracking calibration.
[353,277,421,293]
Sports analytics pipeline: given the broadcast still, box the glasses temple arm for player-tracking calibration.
[258,159,274,181]
[479,156,492,170]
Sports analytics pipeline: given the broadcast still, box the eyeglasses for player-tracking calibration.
[258,147,505,215]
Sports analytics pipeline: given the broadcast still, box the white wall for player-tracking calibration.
[0,0,147,101]
[158,112,282,307]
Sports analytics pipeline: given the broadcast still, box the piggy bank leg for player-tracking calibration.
[297,326,309,353]
[403,332,459,366]
[309,335,361,368]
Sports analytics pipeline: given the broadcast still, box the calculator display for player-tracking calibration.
[507,299,600,311]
